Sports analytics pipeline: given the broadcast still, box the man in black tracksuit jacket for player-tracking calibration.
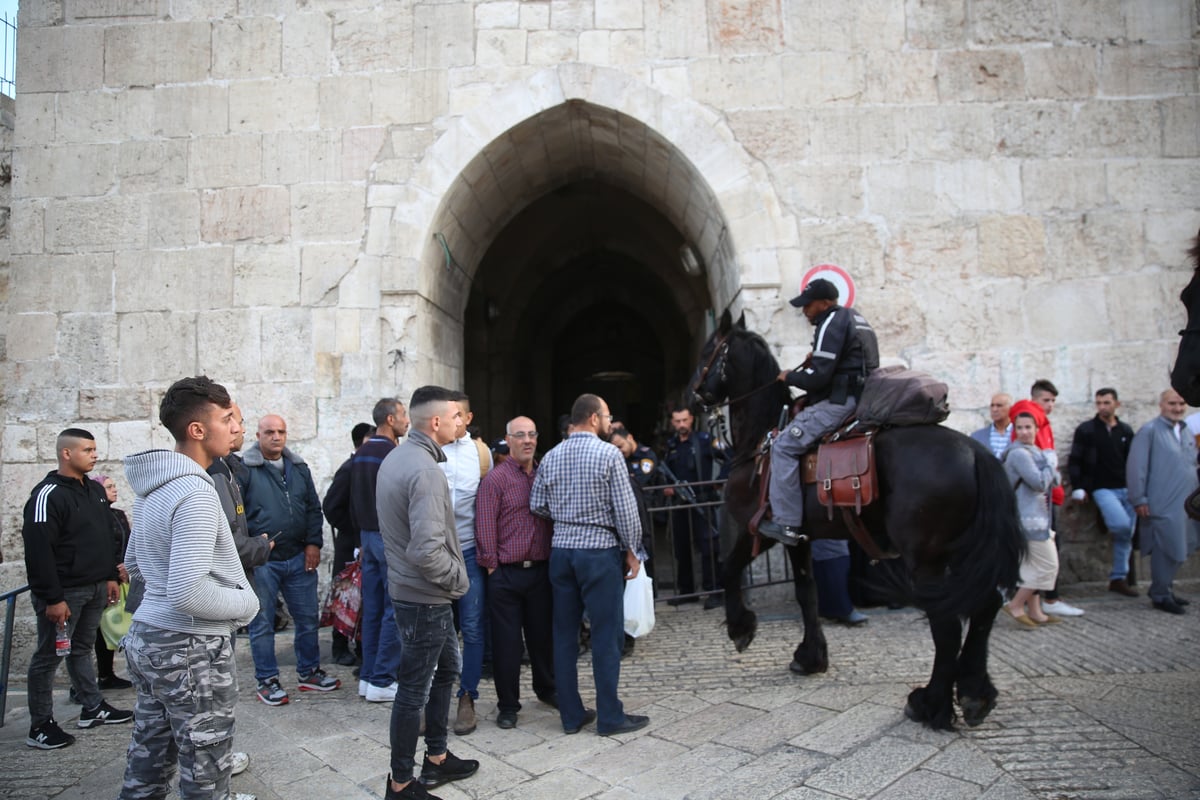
[22,427,131,749]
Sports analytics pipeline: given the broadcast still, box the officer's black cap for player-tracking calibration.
[492,438,509,455]
[789,278,839,307]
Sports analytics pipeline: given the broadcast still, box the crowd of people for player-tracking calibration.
[17,345,1199,799]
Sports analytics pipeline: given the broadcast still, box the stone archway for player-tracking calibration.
[369,65,796,439]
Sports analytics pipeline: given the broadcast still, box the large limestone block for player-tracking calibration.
[115,248,234,312]
[118,312,198,384]
[1072,100,1163,159]
[1020,160,1107,213]
[44,196,147,252]
[119,140,188,193]
[260,308,314,383]
[301,243,361,306]
[549,0,592,30]
[284,13,333,76]
[477,2,520,29]
[153,85,230,138]
[1124,0,1196,42]
[969,0,1056,44]
[865,162,938,218]
[863,50,938,105]
[726,110,810,162]
[808,107,905,160]
[1057,0,1125,42]
[78,387,153,420]
[978,215,1046,278]
[936,160,1022,214]
[904,0,966,50]
[886,219,979,282]
[196,309,264,383]
[1163,96,1200,158]
[993,102,1073,158]
[263,131,342,185]
[201,186,291,244]
[708,0,782,55]
[1099,43,1197,97]
[2,424,39,463]
[148,191,202,248]
[292,184,366,242]
[528,30,579,63]
[774,163,864,218]
[105,22,212,87]
[319,76,372,130]
[371,71,450,125]
[1026,279,1112,345]
[595,0,641,29]
[18,26,104,93]
[68,0,158,19]
[8,253,114,312]
[230,79,320,132]
[908,349,1002,411]
[1044,213,1142,278]
[688,56,781,110]
[188,135,264,188]
[798,220,887,289]
[6,359,82,422]
[332,6,414,73]
[783,0,904,51]
[477,29,528,67]
[13,93,54,149]
[644,0,708,59]
[213,17,282,79]
[780,52,866,106]
[342,128,388,182]
[233,244,301,308]
[1107,268,1190,342]
[6,313,58,361]
[56,89,154,145]
[413,3,476,68]
[936,50,1025,103]
[1023,46,1098,100]
[921,277,1027,351]
[1108,161,1200,211]
[107,421,155,463]
[1145,210,1200,268]
[232,382,319,443]
[904,105,993,159]
[14,144,116,198]
[58,313,120,386]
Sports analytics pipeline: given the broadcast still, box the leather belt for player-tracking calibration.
[503,560,546,568]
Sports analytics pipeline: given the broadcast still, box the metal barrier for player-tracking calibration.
[641,479,793,604]
[1,13,14,98]
[1,583,30,727]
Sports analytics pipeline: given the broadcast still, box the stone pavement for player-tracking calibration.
[2,581,1198,800]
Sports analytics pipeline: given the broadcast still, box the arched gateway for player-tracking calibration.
[369,65,795,440]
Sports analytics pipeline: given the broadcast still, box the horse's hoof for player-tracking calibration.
[959,696,996,727]
[788,659,826,675]
[904,701,922,723]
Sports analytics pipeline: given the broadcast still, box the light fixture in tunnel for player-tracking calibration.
[679,244,702,277]
[589,371,636,382]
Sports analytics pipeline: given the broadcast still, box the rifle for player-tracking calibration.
[656,461,698,505]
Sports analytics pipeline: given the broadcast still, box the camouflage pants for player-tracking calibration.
[119,622,238,800]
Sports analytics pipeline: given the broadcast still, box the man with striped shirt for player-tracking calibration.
[530,394,649,736]
[475,415,556,729]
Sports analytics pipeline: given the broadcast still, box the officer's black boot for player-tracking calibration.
[757,519,806,546]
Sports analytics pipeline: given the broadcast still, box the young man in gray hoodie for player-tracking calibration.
[120,377,260,800]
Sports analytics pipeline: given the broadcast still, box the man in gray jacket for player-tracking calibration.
[377,386,479,800]
[120,376,260,800]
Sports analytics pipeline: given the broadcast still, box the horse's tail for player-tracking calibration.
[919,444,1026,619]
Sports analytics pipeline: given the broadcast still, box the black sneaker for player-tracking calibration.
[386,773,442,800]
[417,749,480,789]
[78,701,133,728]
[98,675,133,690]
[26,719,76,749]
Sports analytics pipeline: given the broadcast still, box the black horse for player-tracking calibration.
[690,310,1025,730]
[1170,228,1200,406]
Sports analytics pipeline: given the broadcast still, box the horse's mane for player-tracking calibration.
[1189,227,1200,271]
[726,326,790,454]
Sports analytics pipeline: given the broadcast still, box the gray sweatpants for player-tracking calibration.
[769,397,857,528]
[120,622,238,800]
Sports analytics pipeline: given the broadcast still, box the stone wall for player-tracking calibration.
[1,0,1198,607]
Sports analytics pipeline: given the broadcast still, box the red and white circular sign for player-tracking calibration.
[800,264,856,308]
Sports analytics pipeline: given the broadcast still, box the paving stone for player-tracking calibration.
[804,735,939,798]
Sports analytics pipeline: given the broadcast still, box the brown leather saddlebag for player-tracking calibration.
[815,435,877,516]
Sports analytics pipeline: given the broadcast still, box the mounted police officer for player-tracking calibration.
[662,407,724,608]
[759,278,879,546]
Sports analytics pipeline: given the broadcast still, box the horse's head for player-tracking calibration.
[690,309,742,408]
[1171,229,1200,406]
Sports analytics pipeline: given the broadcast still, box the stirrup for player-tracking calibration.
[757,519,807,547]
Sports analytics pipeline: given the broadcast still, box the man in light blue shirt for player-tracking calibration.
[971,393,1012,459]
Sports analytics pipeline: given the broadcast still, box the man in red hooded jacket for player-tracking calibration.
[1010,379,1084,616]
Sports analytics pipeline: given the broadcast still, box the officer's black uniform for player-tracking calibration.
[663,431,723,600]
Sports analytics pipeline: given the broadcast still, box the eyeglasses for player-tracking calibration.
[596,413,613,421]
[509,431,538,440]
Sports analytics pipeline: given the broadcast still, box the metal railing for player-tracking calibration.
[1,13,15,98]
[642,479,793,604]
[1,584,31,727]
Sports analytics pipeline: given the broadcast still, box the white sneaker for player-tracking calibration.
[358,679,368,697]
[1042,600,1084,616]
[232,794,256,800]
[231,751,249,776]
[365,682,398,703]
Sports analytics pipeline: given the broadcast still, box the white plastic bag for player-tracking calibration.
[623,565,655,638]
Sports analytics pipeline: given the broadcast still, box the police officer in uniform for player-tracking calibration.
[662,408,724,609]
[759,278,879,546]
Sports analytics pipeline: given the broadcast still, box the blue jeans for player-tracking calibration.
[249,552,320,682]
[360,531,402,687]
[1092,488,1136,580]
[454,547,486,700]
[549,547,627,733]
[389,601,459,782]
